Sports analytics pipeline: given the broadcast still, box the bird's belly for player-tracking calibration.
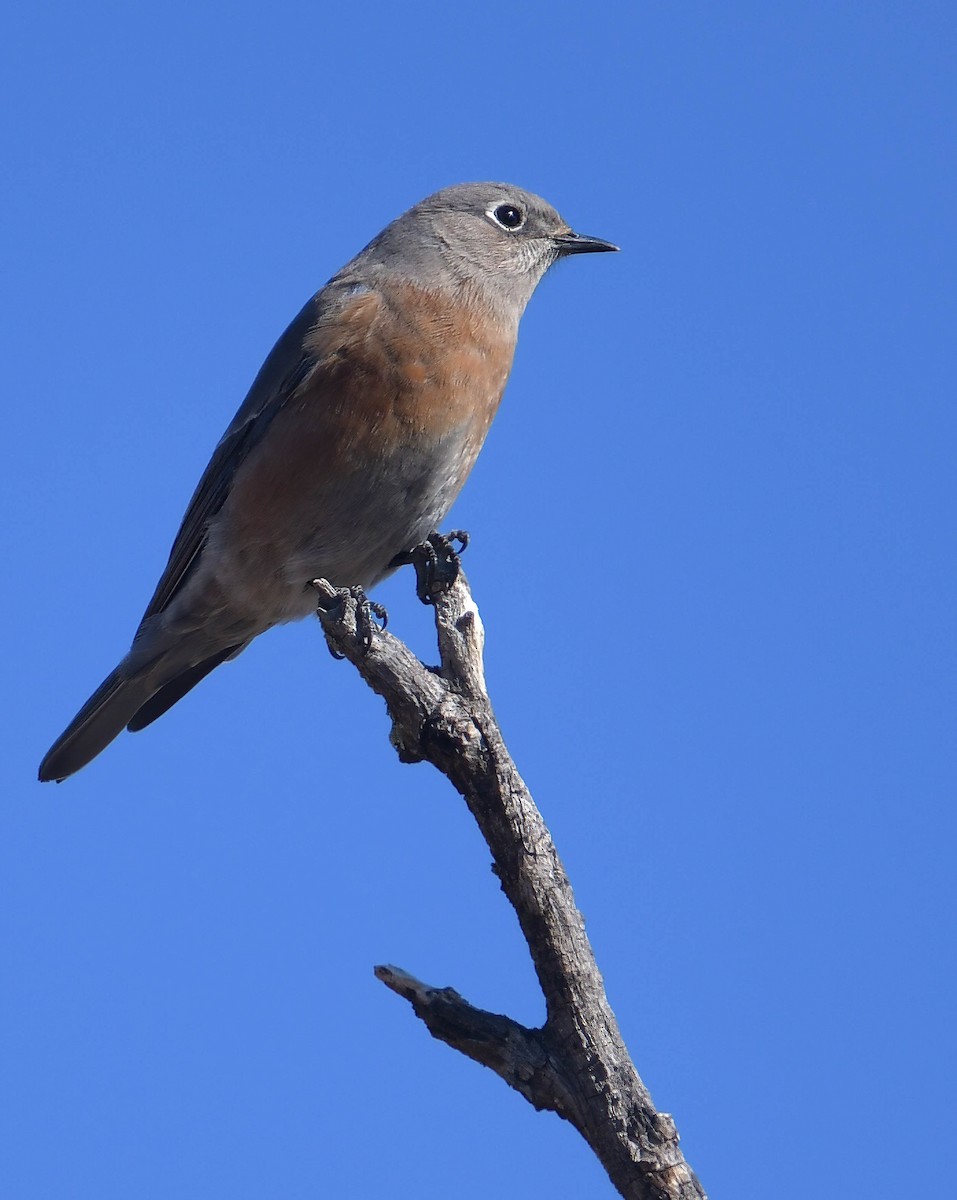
[281,423,477,593]
[199,419,481,627]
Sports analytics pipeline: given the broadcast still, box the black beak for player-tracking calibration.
[553,230,619,255]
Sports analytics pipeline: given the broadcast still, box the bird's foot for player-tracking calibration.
[312,582,387,659]
[394,530,469,605]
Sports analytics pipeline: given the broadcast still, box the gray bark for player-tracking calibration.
[312,571,705,1200]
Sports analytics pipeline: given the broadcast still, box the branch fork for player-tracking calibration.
[312,565,705,1200]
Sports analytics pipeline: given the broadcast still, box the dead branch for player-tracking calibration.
[312,567,705,1200]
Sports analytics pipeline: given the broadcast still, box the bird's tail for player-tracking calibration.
[38,638,245,783]
[38,664,157,783]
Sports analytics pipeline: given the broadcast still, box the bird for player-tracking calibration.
[39,182,617,782]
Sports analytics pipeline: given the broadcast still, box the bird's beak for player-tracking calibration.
[553,230,620,255]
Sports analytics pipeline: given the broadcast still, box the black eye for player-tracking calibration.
[492,203,525,231]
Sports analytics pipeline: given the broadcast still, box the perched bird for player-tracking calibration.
[39,182,617,782]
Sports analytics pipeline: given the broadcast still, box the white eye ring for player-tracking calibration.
[487,203,526,232]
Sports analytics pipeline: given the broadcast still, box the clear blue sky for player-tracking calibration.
[3,3,955,1196]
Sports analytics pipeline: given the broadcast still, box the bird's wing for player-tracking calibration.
[139,284,381,620]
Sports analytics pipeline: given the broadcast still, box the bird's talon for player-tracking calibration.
[406,529,469,605]
[313,582,385,657]
[349,586,387,654]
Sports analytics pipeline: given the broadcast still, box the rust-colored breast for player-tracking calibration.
[214,277,516,598]
[305,278,514,455]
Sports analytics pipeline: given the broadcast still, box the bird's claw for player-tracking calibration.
[401,529,469,605]
[312,581,387,658]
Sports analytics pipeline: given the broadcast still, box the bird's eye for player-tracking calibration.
[490,203,526,231]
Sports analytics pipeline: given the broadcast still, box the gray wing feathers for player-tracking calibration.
[140,293,322,621]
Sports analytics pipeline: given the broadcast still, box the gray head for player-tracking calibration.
[351,182,618,316]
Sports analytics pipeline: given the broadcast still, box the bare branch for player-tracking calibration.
[373,965,574,1114]
[314,569,705,1200]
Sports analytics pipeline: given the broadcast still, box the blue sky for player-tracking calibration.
[3,3,955,1196]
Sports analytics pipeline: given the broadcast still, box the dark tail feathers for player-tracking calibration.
[39,666,155,783]
[38,643,243,782]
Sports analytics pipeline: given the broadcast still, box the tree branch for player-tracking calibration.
[313,570,705,1200]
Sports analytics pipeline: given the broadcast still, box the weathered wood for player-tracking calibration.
[313,571,705,1200]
